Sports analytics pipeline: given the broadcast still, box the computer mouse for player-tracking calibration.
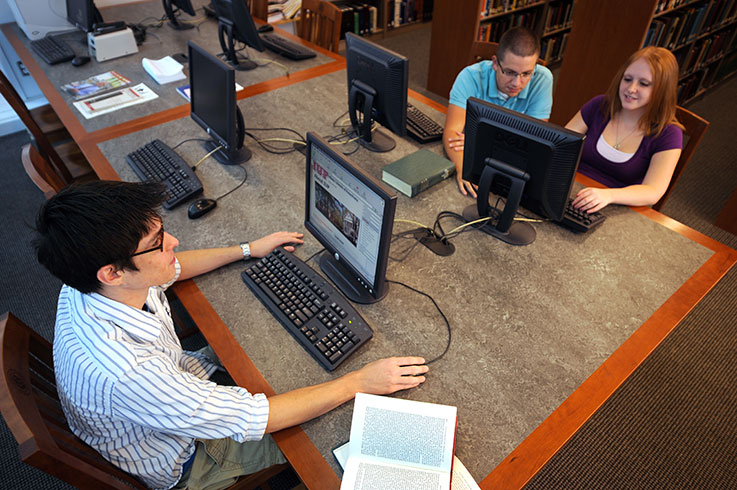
[188,198,217,219]
[71,56,91,67]
[258,24,274,33]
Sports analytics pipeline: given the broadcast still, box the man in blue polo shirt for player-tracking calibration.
[444,27,553,197]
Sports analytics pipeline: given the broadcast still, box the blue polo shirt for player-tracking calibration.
[449,60,553,119]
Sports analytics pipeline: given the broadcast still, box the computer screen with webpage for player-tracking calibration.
[305,133,395,304]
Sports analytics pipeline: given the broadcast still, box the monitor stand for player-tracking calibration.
[319,252,387,304]
[349,80,395,153]
[202,107,252,165]
[462,157,536,246]
[218,19,257,71]
[162,1,194,30]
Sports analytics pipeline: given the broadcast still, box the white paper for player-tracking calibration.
[73,83,158,119]
[142,56,186,84]
[339,394,457,490]
[450,457,480,490]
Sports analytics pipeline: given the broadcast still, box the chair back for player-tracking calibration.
[468,41,547,66]
[0,312,146,489]
[652,106,710,211]
[298,0,341,53]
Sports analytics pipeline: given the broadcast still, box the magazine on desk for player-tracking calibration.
[338,393,470,490]
[60,71,132,100]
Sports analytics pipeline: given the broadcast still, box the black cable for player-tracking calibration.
[212,164,247,202]
[244,127,307,155]
[304,248,325,264]
[171,138,210,151]
[386,279,451,365]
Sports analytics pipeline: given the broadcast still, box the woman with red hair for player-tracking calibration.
[566,46,684,212]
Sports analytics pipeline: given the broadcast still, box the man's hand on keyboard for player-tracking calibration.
[353,356,429,395]
[251,231,305,257]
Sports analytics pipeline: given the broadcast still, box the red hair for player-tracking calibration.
[603,46,683,137]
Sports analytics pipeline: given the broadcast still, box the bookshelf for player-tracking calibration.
[551,0,737,125]
[253,0,433,39]
[427,0,574,99]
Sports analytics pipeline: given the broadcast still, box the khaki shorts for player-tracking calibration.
[174,435,286,490]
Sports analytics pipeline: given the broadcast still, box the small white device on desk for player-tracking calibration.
[88,23,138,62]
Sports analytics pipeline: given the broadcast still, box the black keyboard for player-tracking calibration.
[241,248,373,371]
[260,33,317,60]
[406,103,443,143]
[557,199,606,233]
[30,36,75,65]
[125,139,203,210]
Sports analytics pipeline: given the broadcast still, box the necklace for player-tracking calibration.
[614,117,638,150]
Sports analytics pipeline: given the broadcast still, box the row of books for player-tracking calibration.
[645,0,737,50]
[677,64,717,102]
[676,28,736,76]
[387,0,426,28]
[540,31,569,63]
[477,11,540,42]
[480,0,542,19]
[542,0,573,33]
[655,0,698,15]
[333,1,380,37]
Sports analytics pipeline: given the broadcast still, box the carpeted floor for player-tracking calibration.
[1,22,736,489]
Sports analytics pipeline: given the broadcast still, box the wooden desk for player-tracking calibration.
[91,68,736,488]
[7,12,736,487]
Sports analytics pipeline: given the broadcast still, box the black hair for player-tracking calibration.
[34,181,166,294]
[497,27,540,61]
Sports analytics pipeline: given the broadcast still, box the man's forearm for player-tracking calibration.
[176,247,243,281]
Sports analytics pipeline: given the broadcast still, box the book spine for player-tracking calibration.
[410,168,454,197]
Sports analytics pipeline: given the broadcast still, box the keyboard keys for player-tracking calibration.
[30,36,75,65]
[406,103,443,144]
[260,34,317,60]
[241,248,373,371]
[125,139,203,209]
[557,198,606,233]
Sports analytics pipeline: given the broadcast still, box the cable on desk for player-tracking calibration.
[213,165,248,202]
[245,127,306,154]
[386,279,451,365]
[171,137,211,151]
[304,248,325,264]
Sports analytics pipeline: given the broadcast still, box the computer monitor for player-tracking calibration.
[66,0,103,33]
[345,32,408,153]
[462,97,584,246]
[304,132,397,304]
[188,41,251,165]
[211,0,265,71]
[162,0,197,30]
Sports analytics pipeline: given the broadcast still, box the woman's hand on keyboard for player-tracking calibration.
[251,232,305,257]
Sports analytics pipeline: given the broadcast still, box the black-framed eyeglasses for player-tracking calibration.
[130,226,165,257]
[496,59,534,80]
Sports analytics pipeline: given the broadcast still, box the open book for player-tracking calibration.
[340,393,458,490]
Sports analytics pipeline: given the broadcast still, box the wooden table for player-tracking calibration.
[6,11,737,489]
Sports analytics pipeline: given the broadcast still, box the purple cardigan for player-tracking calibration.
[577,95,682,188]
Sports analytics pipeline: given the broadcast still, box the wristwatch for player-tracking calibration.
[240,242,251,261]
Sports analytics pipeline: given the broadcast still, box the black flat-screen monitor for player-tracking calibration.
[188,41,251,165]
[345,32,408,153]
[66,0,102,32]
[305,132,397,304]
[211,0,264,71]
[462,97,584,246]
[162,0,197,30]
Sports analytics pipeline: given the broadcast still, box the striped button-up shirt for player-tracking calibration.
[53,260,270,489]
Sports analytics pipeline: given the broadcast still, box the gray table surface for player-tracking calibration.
[98,69,714,482]
[12,0,335,134]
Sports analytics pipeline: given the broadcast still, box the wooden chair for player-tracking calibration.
[468,40,547,66]
[652,106,710,211]
[298,0,342,54]
[0,69,96,198]
[0,312,293,489]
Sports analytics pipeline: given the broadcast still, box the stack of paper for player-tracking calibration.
[142,56,186,85]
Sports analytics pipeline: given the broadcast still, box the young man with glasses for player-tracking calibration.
[444,26,554,197]
[34,181,428,489]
